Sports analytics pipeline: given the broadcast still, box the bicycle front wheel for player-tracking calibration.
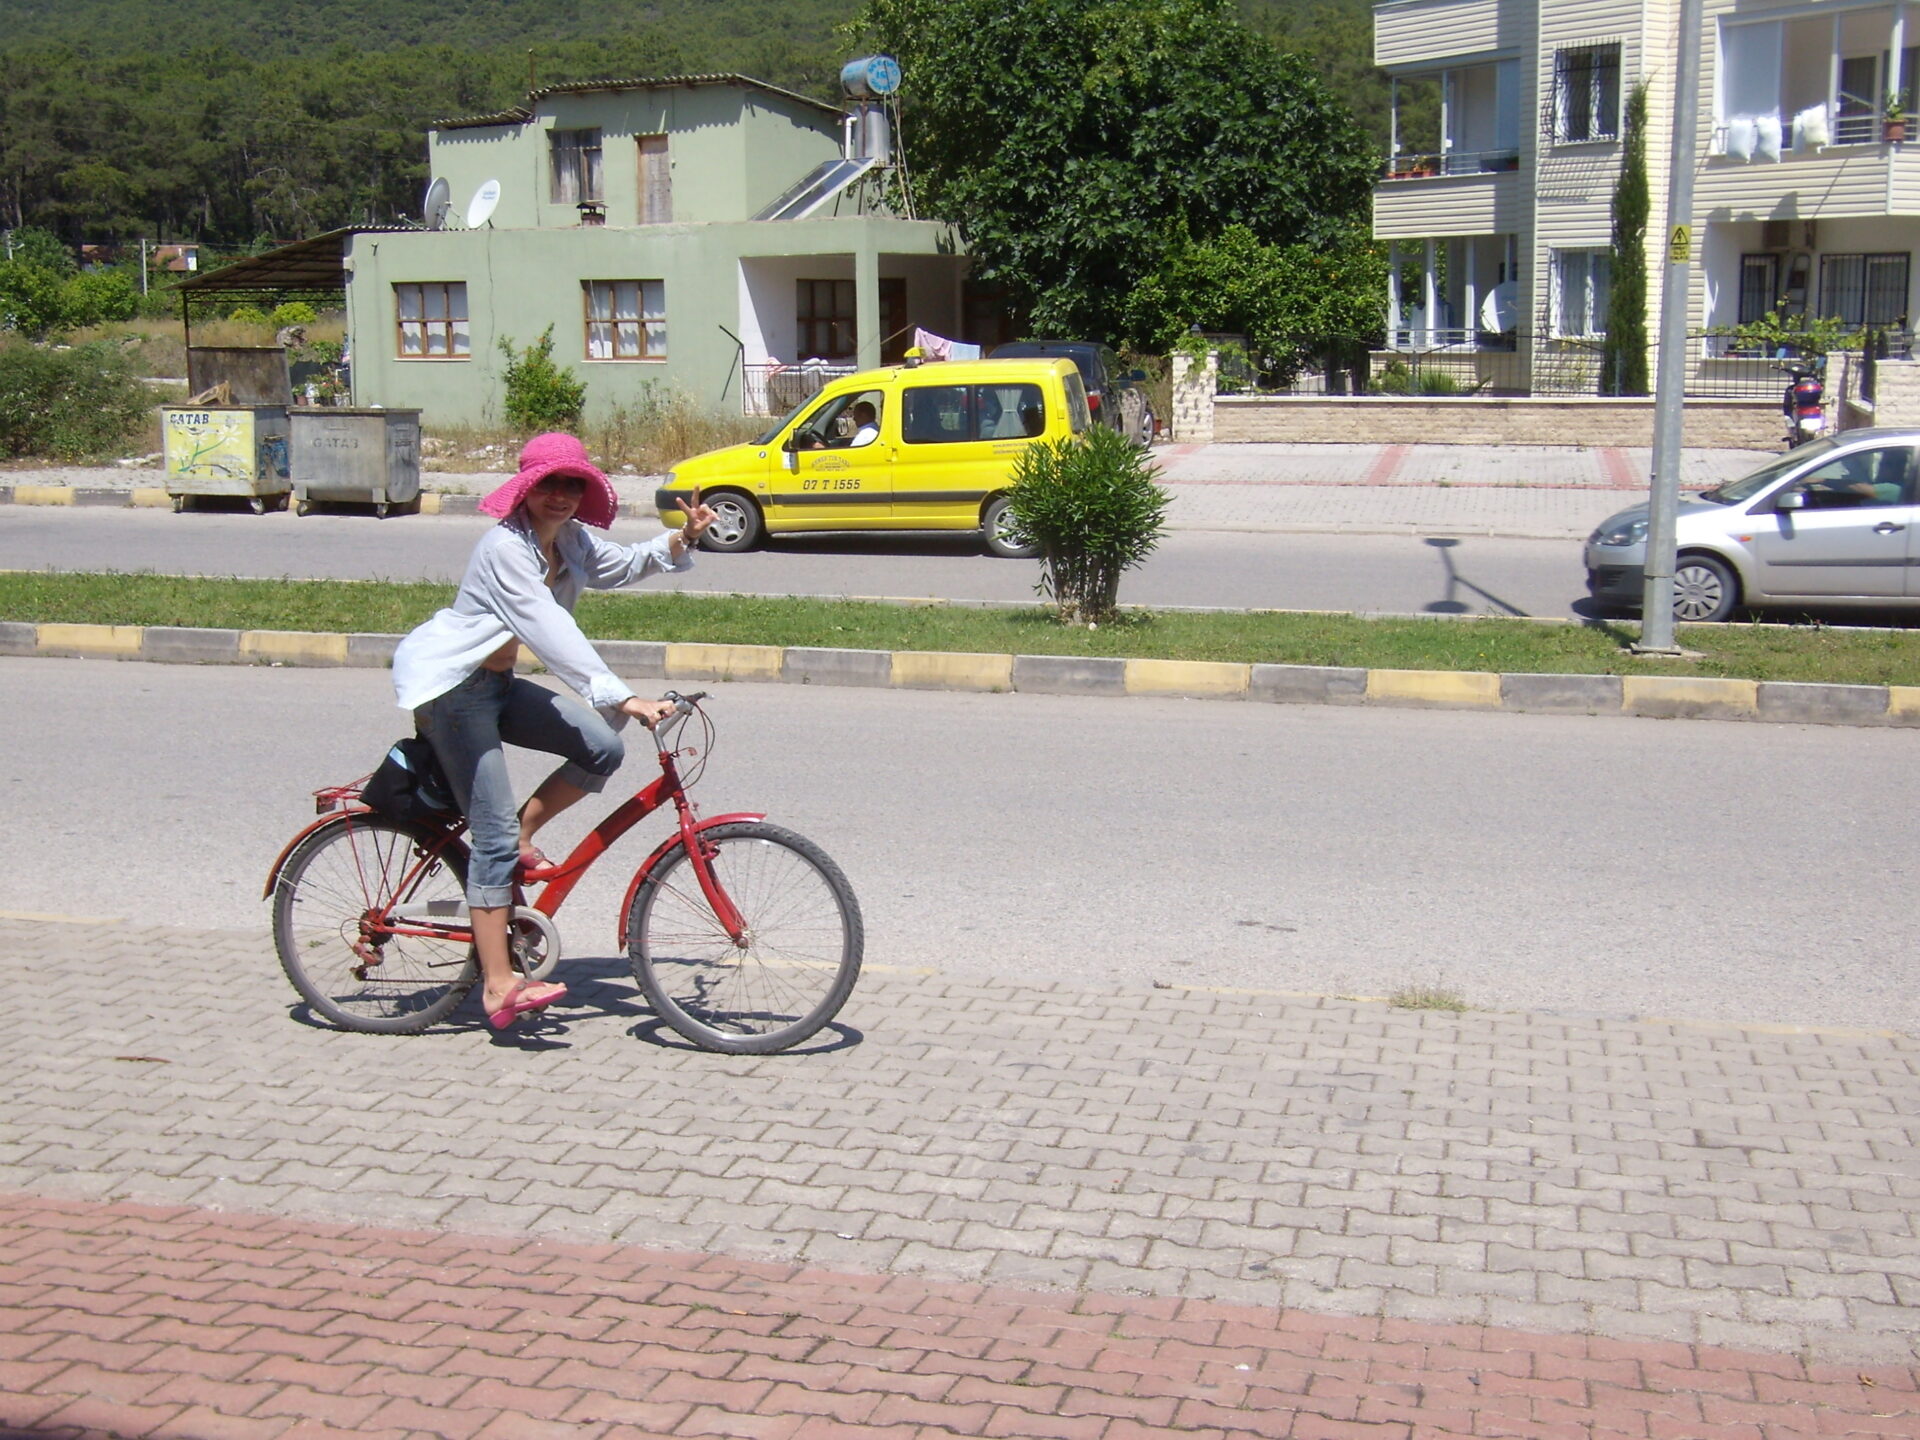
[628,821,863,1054]
[272,814,477,1033]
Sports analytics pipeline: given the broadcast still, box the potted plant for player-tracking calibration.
[1885,93,1907,142]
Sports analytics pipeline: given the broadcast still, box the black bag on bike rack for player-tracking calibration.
[359,735,456,824]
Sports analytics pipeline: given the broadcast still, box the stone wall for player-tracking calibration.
[1836,353,1920,432]
[1209,395,1779,448]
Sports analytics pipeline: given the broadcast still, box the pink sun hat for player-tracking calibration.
[479,432,620,529]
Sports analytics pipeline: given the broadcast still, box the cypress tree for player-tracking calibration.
[1602,82,1651,395]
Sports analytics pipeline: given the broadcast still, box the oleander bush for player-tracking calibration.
[1004,423,1170,624]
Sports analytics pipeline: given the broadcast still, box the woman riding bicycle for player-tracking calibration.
[391,431,716,1030]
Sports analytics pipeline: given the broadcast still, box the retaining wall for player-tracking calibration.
[1210,395,1779,448]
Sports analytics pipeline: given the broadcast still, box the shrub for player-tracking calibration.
[270,300,318,327]
[0,260,68,336]
[226,303,271,327]
[60,270,140,328]
[0,339,152,460]
[498,326,586,433]
[1004,424,1169,624]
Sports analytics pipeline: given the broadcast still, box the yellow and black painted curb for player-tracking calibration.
[3,620,1916,728]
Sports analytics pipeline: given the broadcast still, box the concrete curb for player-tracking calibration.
[3,619,1914,727]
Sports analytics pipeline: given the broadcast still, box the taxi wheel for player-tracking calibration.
[981,496,1040,559]
[699,492,763,552]
[1672,554,1738,624]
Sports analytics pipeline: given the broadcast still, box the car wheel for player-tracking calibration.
[1672,554,1739,623]
[981,495,1039,559]
[1136,404,1157,447]
[699,491,763,552]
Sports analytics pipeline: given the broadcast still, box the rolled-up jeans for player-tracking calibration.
[415,668,624,907]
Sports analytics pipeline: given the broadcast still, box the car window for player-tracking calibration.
[1706,437,1841,503]
[901,385,972,444]
[902,383,1047,443]
[1789,446,1914,508]
[1063,373,1091,434]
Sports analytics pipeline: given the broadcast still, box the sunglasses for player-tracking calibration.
[532,476,588,497]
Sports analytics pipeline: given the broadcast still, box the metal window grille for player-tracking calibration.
[1819,253,1911,327]
[1738,254,1780,324]
[1551,250,1611,337]
[1552,45,1621,142]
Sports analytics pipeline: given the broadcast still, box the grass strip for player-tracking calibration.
[6,570,1920,687]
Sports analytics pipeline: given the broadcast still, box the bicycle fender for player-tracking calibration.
[616,811,766,949]
[262,809,367,899]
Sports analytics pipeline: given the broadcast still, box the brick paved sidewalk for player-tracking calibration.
[5,1191,1916,1440]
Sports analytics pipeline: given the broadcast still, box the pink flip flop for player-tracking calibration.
[487,980,567,1030]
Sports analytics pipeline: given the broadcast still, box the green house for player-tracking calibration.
[201,74,982,427]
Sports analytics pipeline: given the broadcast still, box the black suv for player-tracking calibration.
[987,340,1155,445]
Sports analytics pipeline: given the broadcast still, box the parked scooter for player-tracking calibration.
[1779,356,1826,447]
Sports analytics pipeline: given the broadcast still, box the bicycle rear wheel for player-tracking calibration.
[272,814,477,1033]
[628,820,862,1054]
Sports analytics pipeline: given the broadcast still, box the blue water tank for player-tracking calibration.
[840,55,902,98]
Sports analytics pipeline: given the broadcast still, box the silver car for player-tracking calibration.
[1585,429,1920,622]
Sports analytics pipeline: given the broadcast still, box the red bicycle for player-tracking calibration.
[264,692,863,1053]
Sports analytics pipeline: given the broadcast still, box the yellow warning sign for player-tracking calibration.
[1668,224,1692,263]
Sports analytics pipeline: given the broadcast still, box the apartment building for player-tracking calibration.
[1373,0,1920,395]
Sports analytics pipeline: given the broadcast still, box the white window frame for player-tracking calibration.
[583,279,666,360]
[1551,250,1611,338]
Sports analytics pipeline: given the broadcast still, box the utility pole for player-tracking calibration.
[1637,0,1704,654]
[140,237,150,295]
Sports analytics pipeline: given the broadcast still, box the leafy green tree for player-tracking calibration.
[1601,83,1650,396]
[850,0,1378,347]
[60,268,139,326]
[1123,221,1385,374]
[0,258,67,334]
[499,326,586,433]
[3,225,73,272]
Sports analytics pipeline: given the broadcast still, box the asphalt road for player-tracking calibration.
[0,503,1592,617]
[6,657,1914,1032]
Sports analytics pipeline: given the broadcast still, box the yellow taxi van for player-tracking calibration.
[655,356,1091,556]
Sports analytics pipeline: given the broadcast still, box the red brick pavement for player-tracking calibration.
[1,1192,1915,1440]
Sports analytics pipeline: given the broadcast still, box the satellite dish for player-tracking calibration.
[423,177,451,230]
[840,55,902,98]
[1480,281,1517,332]
[466,178,502,229]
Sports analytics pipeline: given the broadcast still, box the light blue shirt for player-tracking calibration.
[392,512,692,713]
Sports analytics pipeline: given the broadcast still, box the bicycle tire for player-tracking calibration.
[627,820,863,1054]
[272,814,477,1034]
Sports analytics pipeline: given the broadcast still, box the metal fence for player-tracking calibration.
[739,360,858,417]
[1215,330,1901,400]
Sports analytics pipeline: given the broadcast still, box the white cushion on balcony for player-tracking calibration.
[1725,117,1757,160]
[1755,113,1783,161]
[1794,105,1831,149]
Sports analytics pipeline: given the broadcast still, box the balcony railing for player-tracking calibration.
[1381,148,1521,179]
[740,360,857,417]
